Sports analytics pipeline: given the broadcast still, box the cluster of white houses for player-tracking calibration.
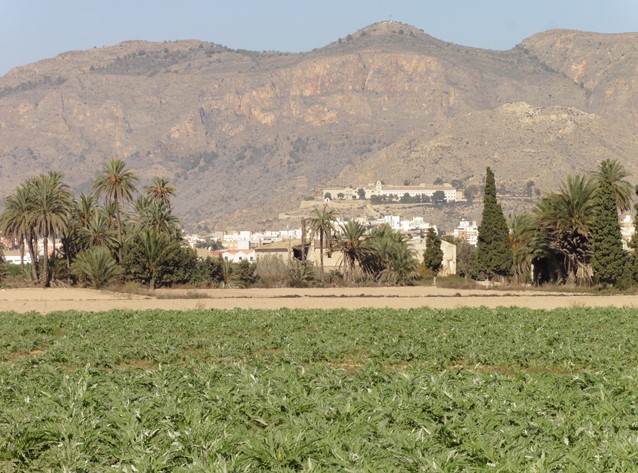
[185,216,472,277]
[323,181,463,203]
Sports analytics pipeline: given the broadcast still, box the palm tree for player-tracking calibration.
[28,173,73,287]
[334,220,369,282]
[76,194,97,227]
[533,175,597,285]
[306,205,338,282]
[136,200,180,238]
[592,158,633,212]
[508,212,536,285]
[145,176,176,208]
[0,184,35,278]
[93,159,138,261]
[136,229,181,289]
[79,211,119,252]
[360,224,417,285]
[73,246,121,289]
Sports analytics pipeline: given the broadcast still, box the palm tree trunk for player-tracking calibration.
[41,234,49,288]
[19,240,25,273]
[27,234,38,282]
[319,230,325,282]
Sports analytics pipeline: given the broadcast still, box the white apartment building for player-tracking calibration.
[453,219,479,246]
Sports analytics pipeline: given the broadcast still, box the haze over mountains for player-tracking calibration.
[1,22,637,231]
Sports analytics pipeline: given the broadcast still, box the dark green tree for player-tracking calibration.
[423,227,443,285]
[591,172,626,287]
[456,239,476,281]
[236,260,258,287]
[432,190,446,204]
[474,167,513,281]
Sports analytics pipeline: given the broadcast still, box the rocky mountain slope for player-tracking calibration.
[0,22,636,230]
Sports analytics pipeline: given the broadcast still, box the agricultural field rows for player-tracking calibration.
[1,308,638,471]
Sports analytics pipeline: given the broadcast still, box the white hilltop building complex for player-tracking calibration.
[322,181,463,203]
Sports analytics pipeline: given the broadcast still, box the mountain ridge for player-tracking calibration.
[0,23,636,231]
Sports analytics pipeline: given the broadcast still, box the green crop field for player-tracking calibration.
[1,307,638,471]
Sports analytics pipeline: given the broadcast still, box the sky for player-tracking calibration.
[1,0,638,76]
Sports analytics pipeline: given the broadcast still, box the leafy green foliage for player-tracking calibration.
[423,227,443,279]
[475,168,513,280]
[1,307,638,470]
[122,230,195,288]
[72,246,121,289]
[236,260,258,288]
[360,224,418,285]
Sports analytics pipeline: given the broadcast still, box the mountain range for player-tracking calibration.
[1,22,637,231]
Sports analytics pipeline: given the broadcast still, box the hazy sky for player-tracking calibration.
[2,0,637,76]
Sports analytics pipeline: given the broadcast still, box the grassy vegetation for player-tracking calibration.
[1,307,638,471]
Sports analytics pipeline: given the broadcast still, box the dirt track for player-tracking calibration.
[1,287,637,313]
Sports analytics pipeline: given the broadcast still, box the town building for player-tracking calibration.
[322,181,460,203]
[621,214,636,250]
[210,249,255,263]
[453,219,479,246]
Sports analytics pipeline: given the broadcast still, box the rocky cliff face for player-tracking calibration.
[0,22,636,230]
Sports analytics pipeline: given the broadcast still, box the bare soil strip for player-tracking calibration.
[0,287,636,313]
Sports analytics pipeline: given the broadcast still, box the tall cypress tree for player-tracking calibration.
[423,227,443,285]
[591,175,625,286]
[475,167,513,281]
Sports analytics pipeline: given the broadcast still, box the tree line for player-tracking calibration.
[472,161,638,288]
[0,159,445,289]
[0,160,218,289]
[2,158,635,290]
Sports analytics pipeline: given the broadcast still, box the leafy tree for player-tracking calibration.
[592,159,633,212]
[334,220,369,282]
[456,239,476,281]
[423,227,443,285]
[0,184,35,278]
[360,224,417,285]
[236,260,258,287]
[72,246,121,289]
[508,213,536,285]
[590,170,626,287]
[191,256,224,286]
[533,175,597,285]
[357,188,366,200]
[78,211,118,253]
[220,258,234,288]
[307,205,338,282]
[135,200,180,239]
[122,229,182,288]
[93,159,138,261]
[29,172,73,287]
[463,185,479,204]
[474,168,513,282]
[432,190,446,204]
